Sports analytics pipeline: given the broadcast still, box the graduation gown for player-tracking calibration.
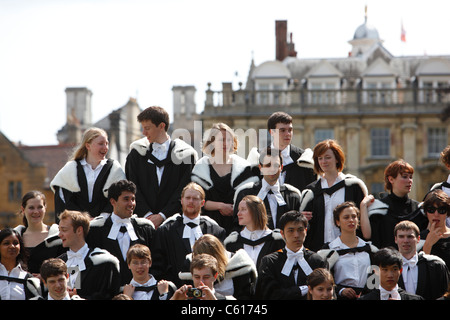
[179,249,258,300]
[14,224,67,274]
[224,229,285,270]
[150,213,227,287]
[255,248,328,300]
[368,193,429,249]
[191,155,259,233]
[398,252,450,300]
[233,179,301,230]
[125,137,198,218]
[86,214,156,285]
[51,158,126,220]
[59,247,121,300]
[358,288,424,300]
[317,240,378,298]
[300,174,368,251]
[419,229,450,269]
[0,267,42,300]
[247,144,317,192]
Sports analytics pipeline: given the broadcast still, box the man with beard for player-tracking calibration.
[150,182,226,287]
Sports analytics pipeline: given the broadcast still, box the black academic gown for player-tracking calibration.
[369,193,429,249]
[300,174,367,251]
[233,179,301,231]
[86,214,156,286]
[247,145,316,193]
[59,247,121,300]
[150,213,227,287]
[398,252,450,300]
[255,248,328,300]
[191,155,259,234]
[419,229,450,269]
[125,138,198,218]
[358,288,424,300]
[15,224,67,274]
[224,229,285,270]
[52,159,125,221]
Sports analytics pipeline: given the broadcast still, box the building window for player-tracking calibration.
[8,181,22,202]
[314,129,334,145]
[371,182,385,198]
[428,127,447,157]
[371,128,390,157]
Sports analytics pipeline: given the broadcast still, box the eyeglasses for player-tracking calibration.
[424,206,449,215]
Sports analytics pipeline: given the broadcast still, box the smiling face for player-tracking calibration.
[86,133,109,163]
[128,257,151,283]
[141,119,166,144]
[111,191,136,219]
[22,196,46,226]
[45,273,69,300]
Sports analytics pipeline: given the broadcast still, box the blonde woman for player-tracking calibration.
[50,127,125,220]
[191,123,258,233]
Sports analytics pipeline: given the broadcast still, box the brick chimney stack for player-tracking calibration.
[275,20,297,61]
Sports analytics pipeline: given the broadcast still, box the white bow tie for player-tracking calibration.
[258,184,286,206]
[108,216,138,241]
[152,143,166,153]
[402,256,418,269]
[380,286,400,300]
[66,250,86,271]
[182,217,202,246]
[281,249,313,277]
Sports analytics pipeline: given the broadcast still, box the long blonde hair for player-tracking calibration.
[70,127,108,161]
[192,234,228,278]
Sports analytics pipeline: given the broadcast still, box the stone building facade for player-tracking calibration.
[197,17,450,200]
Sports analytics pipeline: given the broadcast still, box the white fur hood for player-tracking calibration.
[130,137,198,164]
[50,159,126,197]
[191,154,259,191]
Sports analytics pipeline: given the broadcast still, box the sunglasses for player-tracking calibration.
[424,206,449,215]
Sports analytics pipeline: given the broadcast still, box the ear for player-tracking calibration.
[110,198,117,207]
[200,199,205,207]
[213,272,218,280]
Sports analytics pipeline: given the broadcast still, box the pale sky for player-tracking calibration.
[1,0,449,146]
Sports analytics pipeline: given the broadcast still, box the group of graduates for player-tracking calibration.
[1,106,450,301]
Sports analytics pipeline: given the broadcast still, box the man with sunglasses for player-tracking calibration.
[420,189,450,267]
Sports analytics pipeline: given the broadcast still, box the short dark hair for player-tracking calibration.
[40,258,67,281]
[137,106,170,132]
[278,210,308,231]
[373,247,403,269]
[423,189,450,217]
[108,180,137,201]
[259,147,282,167]
[267,112,292,131]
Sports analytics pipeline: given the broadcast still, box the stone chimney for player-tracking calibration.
[276,20,297,61]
